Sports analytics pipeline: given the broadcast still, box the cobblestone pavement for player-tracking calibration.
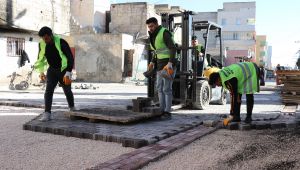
[2,81,299,169]
[0,106,134,170]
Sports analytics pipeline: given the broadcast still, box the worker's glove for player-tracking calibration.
[148,62,154,71]
[63,71,72,85]
[166,62,173,69]
[161,65,174,80]
[223,115,233,126]
[39,73,46,82]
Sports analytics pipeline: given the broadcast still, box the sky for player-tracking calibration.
[112,0,300,67]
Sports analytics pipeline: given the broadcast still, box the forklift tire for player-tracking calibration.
[193,80,211,110]
[217,88,228,105]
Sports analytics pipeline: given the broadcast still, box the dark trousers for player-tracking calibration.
[45,67,74,113]
[228,78,254,121]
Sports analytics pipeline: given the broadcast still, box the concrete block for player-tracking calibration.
[228,122,239,130]
[239,123,251,131]
[203,120,218,127]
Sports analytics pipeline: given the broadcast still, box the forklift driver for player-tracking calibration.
[191,36,208,75]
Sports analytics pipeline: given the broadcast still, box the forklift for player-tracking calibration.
[146,11,227,110]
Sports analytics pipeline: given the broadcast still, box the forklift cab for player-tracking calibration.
[147,11,227,110]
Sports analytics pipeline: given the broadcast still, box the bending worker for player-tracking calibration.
[146,17,177,118]
[34,26,75,122]
[208,62,260,125]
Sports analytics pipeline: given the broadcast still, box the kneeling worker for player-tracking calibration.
[208,62,260,125]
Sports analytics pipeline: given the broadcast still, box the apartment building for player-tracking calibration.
[194,2,256,66]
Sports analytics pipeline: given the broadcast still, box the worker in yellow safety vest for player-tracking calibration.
[146,17,177,118]
[34,26,76,122]
[208,62,260,125]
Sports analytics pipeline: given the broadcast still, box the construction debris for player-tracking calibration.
[74,83,99,90]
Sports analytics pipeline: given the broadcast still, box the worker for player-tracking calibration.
[146,17,177,118]
[208,62,260,125]
[34,26,75,121]
[191,35,208,74]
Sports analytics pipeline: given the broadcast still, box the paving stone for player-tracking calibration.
[295,119,300,126]
[22,124,31,130]
[203,120,218,127]
[285,120,298,128]
[133,139,148,148]
[227,122,239,130]
[254,121,270,130]
[295,112,300,119]
[270,121,286,129]
[239,123,252,131]
[250,121,259,129]
[142,107,161,115]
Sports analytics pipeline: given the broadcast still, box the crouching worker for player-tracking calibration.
[208,62,260,125]
[34,26,75,122]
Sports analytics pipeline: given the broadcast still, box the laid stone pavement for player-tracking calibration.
[1,81,300,169]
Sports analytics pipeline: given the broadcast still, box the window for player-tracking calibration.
[233,32,239,40]
[247,18,255,25]
[7,37,25,56]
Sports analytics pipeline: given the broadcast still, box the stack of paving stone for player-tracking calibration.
[277,70,300,104]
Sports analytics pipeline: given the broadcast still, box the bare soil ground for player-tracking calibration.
[144,128,300,170]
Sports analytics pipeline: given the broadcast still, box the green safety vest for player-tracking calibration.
[34,35,68,73]
[196,44,203,53]
[150,27,173,59]
[219,62,258,94]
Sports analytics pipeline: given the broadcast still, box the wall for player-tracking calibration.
[0,32,40,83]
[70,0,110,33]
[72,33,134,82]
[110,2,160,37]
[256,35,267,67]
[0,0,71,35]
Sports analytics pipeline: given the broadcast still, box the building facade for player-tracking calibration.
[0,0,71,83]
[256,35,268,67]
[193,2,256,66]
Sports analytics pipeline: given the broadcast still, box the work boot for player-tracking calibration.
[39,112,51,122]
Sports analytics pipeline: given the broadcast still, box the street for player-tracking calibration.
[0,81,299,169]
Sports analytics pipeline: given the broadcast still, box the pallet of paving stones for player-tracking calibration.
[64,106,162,124]
[277,71,300,104]
[276,70,300,84]
[281,95,300,104]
